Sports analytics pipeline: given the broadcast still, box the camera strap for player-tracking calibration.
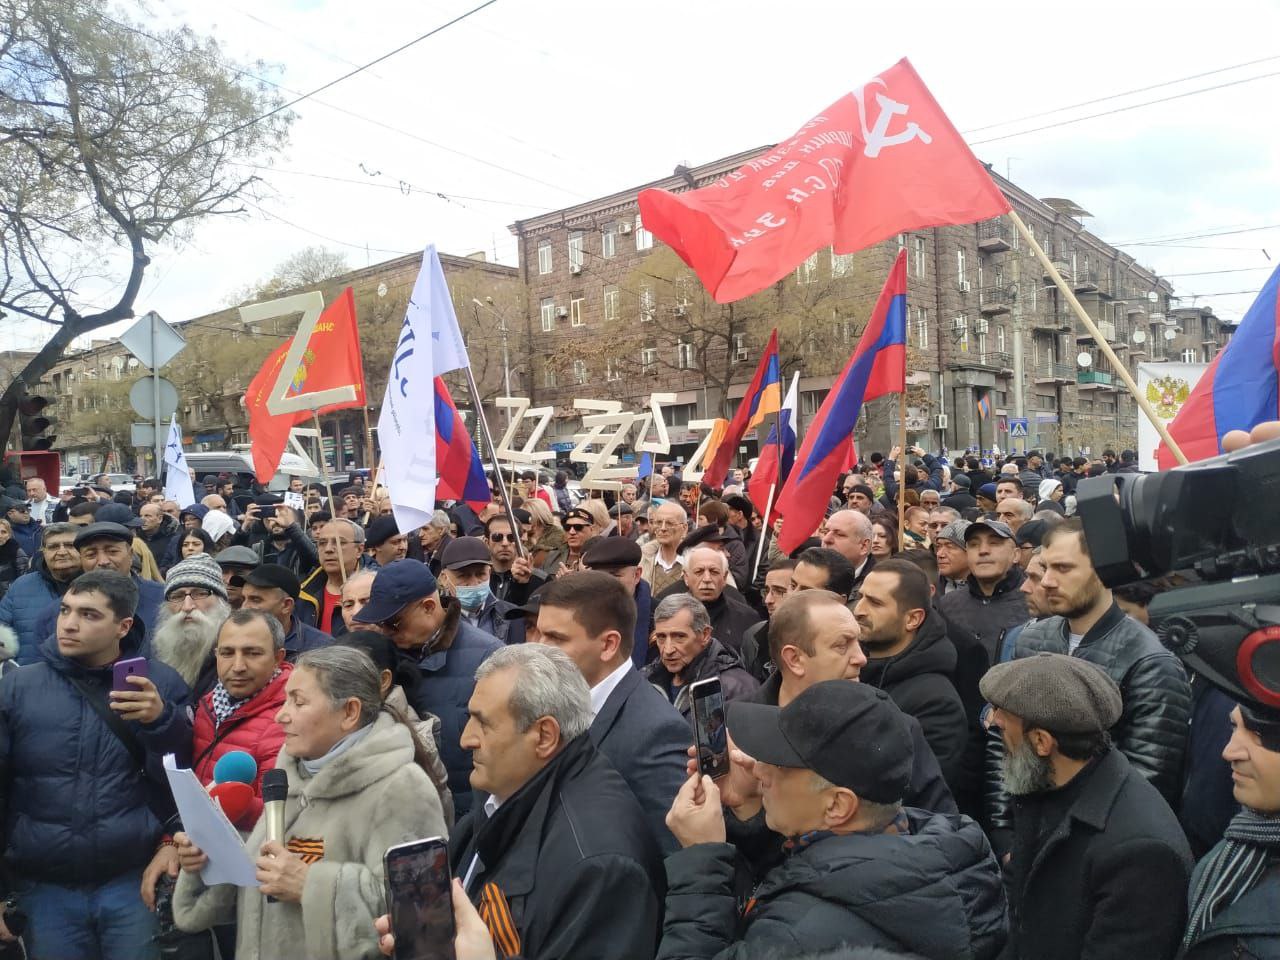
[62,670,146,773]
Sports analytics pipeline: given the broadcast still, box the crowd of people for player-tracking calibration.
[0,443,1274,960]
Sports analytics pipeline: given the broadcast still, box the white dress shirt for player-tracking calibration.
[589,660,633,719]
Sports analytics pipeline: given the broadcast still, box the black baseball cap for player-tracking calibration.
[353,559,438,625]
[726,681,913,804]
[965,519,1014,542]
[244,563,301,599]
[440,536,492,570]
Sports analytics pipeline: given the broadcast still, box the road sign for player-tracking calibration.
[130,423,157,448]
[1009,418,1029,439]
[119,311,187,370]
[550,441,576,452]
[128,376,179,420]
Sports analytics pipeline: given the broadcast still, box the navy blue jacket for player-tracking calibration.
[589,665,690,856]
[405,606,502,818]
[33,574,165,652]
[0,625,192,885]
[0,560,68,665]
[631,579,653,669]
[7,520,40,559]
[283,617,332,661]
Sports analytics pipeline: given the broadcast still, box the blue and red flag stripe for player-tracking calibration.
[703,328,782,488]
[776,250,907,553]
[977,393,991,420]
[1160,262,1280,468]
[433,377,490,512]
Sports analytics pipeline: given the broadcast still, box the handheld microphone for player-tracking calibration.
[209,750,260,827]
[261,767,288,904]
[213,750,257,787]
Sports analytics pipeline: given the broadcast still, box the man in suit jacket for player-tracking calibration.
[533,570,691,854]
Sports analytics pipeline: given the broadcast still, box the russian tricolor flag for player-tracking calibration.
[433,377,490,512]
[748,373,799,522]
[775,250,907,554]
[1159,262,1280,469]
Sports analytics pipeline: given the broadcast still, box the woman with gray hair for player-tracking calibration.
[173,645,447,960]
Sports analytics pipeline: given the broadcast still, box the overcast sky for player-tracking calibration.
[10,0,1279,353]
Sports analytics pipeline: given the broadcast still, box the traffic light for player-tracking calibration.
[18,394,56,450]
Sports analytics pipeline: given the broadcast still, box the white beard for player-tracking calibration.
[152,601,230,688]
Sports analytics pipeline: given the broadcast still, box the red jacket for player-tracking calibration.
[192,662,291,827]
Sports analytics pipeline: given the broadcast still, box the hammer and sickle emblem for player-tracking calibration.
[852,79,933,158]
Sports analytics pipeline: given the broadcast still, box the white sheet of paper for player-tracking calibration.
[163,754,259,887]
[283,491,305,509]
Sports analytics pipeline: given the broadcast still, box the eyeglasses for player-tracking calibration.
[316,538,357,549]
[564,524,590,533]
[167,588,213,604]
[488,532,517,543]
[45,542,77,553]
[649,520,685,530]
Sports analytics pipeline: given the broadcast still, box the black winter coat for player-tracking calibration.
[986,602,1192,846]
[645,637,759,719]
[1184,860,1280,959]
[861,609,970,795]
[139,515,180,574]
[658,809,1006,960]
[654,584,762,660]
[450,732,664,960]
[1002,749,1192,960]
[939,564,1029,663]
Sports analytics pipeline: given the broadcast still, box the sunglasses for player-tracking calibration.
[488,532,517,543]
[564,524,590,533]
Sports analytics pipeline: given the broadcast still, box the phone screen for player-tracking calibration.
[385,838,455,960]
[691,678,730,779]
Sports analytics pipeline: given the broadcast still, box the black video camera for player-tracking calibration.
[1075,436,1280,712]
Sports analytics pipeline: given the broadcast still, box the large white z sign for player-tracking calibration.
[493,397,555,466]
[239,292,358,414]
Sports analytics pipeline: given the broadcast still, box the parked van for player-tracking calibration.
[184,449,323,492]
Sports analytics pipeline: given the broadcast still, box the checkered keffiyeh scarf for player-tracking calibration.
[211,667,282,730]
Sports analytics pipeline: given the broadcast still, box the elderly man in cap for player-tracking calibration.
[152,553,233,697]
[352,558,501,816]
[362,515,407,571]
[240,563,332,659]
[610,499,636,540]
[661,680,1006,960]
[944,472,977,511]
[983,653,1191,960]
[583,535,652,668]
[560,506,597,571]
[213,544,258,612]
[934,518,971,595]
[2,495,41,557]
[938,519,1028,664]
[439,536,520,644]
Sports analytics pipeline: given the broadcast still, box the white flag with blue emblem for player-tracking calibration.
[378,245,472,532]
[162,414,196,507]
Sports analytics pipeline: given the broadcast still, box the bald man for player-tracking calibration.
[821,509,876,600]
[654,545,761,658]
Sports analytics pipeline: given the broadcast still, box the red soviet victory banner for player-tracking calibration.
[638,58,1011,304]
[245,287,369,482]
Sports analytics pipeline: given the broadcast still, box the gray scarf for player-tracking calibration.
[1183,808,1280,949]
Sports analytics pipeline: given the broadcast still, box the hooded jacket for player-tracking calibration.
[233,520,320,578]
[162,504,210,570]
[658,808,1006,960]
[645,636,759,719]
[139,513,180,574]
[0,555,73,664]
[174,712,446,960]
[450,731,665,960]
[32,572,165,649]
[861,609,970,796]
[938,564,1029,664]
[0,623,192,885]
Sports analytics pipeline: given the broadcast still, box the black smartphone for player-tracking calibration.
[690,677,730,779]
[384,837,454,960]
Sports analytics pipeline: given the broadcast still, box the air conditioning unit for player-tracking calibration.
[735,347,749,361]
[973,318,989,334]
[959,279,972,293]
[935,414,949,430]
[951,316,967,331]
[556,307,569,319]
[674,304,689,317]
[617,222,632,234]
[570,264,583,275]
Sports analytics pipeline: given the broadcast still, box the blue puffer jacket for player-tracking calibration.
[31,575,165,652]
[403,603,501,818]
[0,625,193,885]
[0,558,68,665]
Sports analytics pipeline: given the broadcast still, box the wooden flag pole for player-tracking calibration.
[312,410,348,586]
[1004,209,1188,465]
[897,391,908,551]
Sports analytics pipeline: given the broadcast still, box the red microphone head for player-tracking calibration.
[209,781,256,827]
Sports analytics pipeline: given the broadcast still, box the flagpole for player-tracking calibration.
[1004,209,1187,465]
[311,410,348,586]
[897,391,908,551]
[459,360,527,560]
[751,480,776,582]
[360,403,377,474]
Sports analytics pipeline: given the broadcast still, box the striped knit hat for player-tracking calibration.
[165,553,229,600]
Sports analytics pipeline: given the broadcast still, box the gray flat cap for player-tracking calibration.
[980,652,1122,734]
[935,519,972,547]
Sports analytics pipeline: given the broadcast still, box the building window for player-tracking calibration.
[635,214,653,251]
[537,241,553,275]
[543,360,557,388]
[573,360,588,385]
[732,332,747,362]
[830,250,855,278]
[956,248,967,286]
[603,285,620,321]
[1181,348,1198,363]
[570,296,584,327]
[601,223,616,259]
[897,233,906,251]
[997,326,1006,353]
[540,297,555,332]
[796,252,818,284]
[913,237,926,277]
[606,359,621,381]
[641,345,657,372]
[677,339,695,369]
[639,284,655,323]
[914,306,929,349]
[568,231,584,272]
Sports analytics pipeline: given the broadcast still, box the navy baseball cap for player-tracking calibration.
[352,559,438,625]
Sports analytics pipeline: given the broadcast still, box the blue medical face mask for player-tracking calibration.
[454,583,490,611]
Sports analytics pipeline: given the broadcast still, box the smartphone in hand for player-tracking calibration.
[690,677,730,779]
[112,656,149,693]
[384,837,455,960]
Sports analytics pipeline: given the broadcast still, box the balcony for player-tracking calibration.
[1077,369,1114,389]
[953,350,1012,373]
[1074,270,1099,294]
[1077,319,1118,343]
[977,219,1012,254]
[1043,260,1074,282]
[978,285,1013,316]
[1032,362,1076,384]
